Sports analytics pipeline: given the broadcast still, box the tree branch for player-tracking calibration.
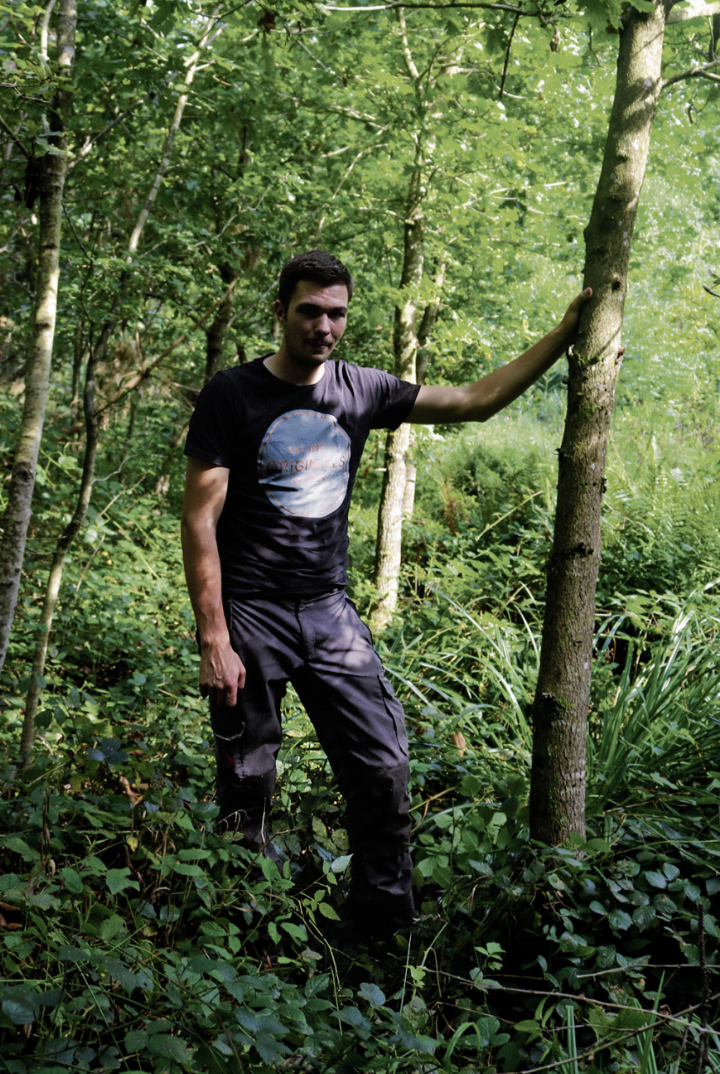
[397,7,420,81]
[667,0,720,22]
[499,12,520,99]
[319,2,532,16]
[39,0,58,68]
[0,113,31,159]
[662,54,720,86]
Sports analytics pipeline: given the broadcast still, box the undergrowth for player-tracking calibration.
[2,394,720,1072]
[1,593,719,1073]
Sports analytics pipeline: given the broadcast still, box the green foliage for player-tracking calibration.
[1,693,718,1073]
[3,0,720,1069]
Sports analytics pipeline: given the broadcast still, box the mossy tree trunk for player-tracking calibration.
[529,2,667,844]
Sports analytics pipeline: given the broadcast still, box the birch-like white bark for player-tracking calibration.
[0,0,77,676]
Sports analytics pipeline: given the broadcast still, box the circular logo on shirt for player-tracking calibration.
[257,410,351,518]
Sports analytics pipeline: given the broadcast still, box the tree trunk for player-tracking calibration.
[401,260,445,524]
[70,320,85,423]
[369,173,424,633]
[0,0,77,677]
[21,346,99,765]
[11,14,223,746]
[204,264,237,382]
[529,2,666,844]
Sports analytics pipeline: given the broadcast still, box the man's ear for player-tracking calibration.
[273,299,285,323]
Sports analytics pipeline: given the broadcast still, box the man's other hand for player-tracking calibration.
[199,641,246,707]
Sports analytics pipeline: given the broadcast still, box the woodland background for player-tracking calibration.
[1,0,720,1070]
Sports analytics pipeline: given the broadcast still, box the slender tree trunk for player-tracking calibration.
[529,2,666,844]
[402,260,446,522]
[70,320,85,422]
[21,347,99,764]
[13,13,223,750]
[204,265,237,382]
[0,0,77,676]
[369,171,424,633]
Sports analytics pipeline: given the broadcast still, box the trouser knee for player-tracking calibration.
[341,760,411,847]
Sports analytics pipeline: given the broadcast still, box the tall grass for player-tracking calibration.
[384,587,720,820]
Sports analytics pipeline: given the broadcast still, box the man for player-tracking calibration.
[181,249,591,940]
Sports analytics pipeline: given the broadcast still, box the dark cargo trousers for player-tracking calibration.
[209,589,414,934]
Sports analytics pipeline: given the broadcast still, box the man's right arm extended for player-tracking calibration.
[181,457,245,706]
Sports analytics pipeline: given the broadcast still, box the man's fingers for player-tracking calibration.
[237,663,247,691]
[570,287,593,311]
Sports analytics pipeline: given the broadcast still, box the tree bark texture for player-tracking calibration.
[70,320,85,423]
[0,0,77,677]
[401,260,446,523]
[21,348,99,764]
[204,264,237,382]
[529,3,666,844]
[369,171,424,633]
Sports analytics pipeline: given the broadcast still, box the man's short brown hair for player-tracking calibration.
[278,250,354,310]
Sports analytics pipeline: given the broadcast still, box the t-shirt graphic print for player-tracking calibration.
[257,410,351,518]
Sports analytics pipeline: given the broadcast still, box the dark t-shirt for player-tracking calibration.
[184,356,421,597]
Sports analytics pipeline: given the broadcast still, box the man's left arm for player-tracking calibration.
[408,288,592,425]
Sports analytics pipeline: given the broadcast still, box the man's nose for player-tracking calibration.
[315,313,332,335]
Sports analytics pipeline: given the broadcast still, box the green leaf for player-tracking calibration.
[515,1019,542,1035]
[105,958,139,992]
[105,868,140,895]
[644,870,667,889]
[2,837,40,862]
[147,1034,189,1062]
[2,997,36,1025]
[254,1034,293,1063]
[359,982,385,1008]
[60,866,83,894]
[632,904,657,929]
[174,862,203,877]
[235,1009,258,1034]
[318,901,340,921]
[608,908,633,930]
[98,915,125,940]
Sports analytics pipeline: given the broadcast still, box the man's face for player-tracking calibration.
[275,279,349,368]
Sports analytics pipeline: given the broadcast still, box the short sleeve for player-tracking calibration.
[184,372,236,467]
[364,368,421,431]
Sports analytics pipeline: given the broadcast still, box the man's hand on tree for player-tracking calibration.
[199,642,246,707]
[558,287,593,346]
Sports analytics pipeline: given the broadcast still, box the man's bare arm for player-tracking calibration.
[408,288,592,425]
[181,457,245,706]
